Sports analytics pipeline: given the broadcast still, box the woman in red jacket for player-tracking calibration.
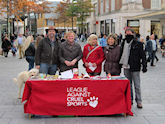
[82,34,104,76]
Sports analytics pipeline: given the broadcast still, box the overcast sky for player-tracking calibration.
[47,0,62,1]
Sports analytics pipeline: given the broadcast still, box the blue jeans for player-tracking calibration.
[40,63,57,75]
[26,56,35,70]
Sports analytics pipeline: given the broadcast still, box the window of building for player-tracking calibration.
[126,0,135,3]
[151,0,161,9]
[94,3,98,16]
[100,0,104,14]
[111,0,115,11]
[111,19,115,33]
[105,0,109,13]
[105,20,110,34]
[100,21,105,34]
[46,20,54,26]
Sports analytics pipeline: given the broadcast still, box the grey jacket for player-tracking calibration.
[59,41,83,72]
[104,45,121,75]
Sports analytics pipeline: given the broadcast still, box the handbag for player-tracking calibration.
[0,48,3,55]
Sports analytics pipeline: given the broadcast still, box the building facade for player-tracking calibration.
[37,1,77,35]
[86,0,164,39]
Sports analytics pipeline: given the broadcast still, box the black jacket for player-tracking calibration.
[121,39,147,72]
[35,37,60,66]
[25,43,35,57]
[1,38,12,52]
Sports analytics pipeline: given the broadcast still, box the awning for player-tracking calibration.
[133,9,165,20]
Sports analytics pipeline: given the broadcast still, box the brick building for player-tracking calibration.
[86,0,165,39]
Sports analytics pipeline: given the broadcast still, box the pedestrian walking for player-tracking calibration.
[104,34,121,76]
[15,33,26,59]
[10,34,17,56]
[82,34,104,76]
[161,40,165,57]
[146,34,158,66]
[35,26,60,75]
[100,34,107,50]
[120,28,147,108]
[1,34,12,57]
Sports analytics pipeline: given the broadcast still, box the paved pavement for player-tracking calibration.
[0,41,165,124]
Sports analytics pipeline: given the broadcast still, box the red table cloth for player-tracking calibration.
[22,79,133,116]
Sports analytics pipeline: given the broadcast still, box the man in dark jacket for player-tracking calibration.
[35,26,60,75]
[120,28,147,109]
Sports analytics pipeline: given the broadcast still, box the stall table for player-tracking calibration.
[22,78,133,117]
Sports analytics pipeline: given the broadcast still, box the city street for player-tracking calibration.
[0,41,165,124]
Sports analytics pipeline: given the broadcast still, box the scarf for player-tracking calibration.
[119,40,133,68]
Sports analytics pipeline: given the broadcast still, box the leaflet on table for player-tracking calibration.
[88,62,97,72]
[61,70,73,79]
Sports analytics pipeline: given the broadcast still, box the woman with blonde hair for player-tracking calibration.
[104,33,121,76]
[82,34,104,76]
[59,31,83,72]
[24,35,35,70]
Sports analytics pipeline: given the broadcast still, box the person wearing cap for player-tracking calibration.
[35,26,60,75]
[120,28,147,109]
[103,34,121,76]
[59,31,83,72]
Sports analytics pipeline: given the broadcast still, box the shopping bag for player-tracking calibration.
[0,48,3,55]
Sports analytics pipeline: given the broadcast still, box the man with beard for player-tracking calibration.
[35,26,60,75]
[120,28,147,109]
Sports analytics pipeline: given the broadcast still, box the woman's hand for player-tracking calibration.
[92,63,97,67]
[85,62,89,67]
[71,59,77,66]
[65,60,72,66]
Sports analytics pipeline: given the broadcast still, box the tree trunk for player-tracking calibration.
[34,12,37,35]
[72,17,73,31]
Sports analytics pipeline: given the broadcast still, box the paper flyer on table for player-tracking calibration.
[61,70,73,79]
[88,62,97,72]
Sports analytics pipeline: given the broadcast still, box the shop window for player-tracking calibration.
[127,20,139,34]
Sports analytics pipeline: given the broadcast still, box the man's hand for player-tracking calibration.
[142,68,147,73]
[36,65,40,69]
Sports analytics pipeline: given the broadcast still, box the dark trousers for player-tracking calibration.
[26,56,35,70]
[151,51,156,66]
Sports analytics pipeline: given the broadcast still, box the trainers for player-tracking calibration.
[137,103,143,109]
